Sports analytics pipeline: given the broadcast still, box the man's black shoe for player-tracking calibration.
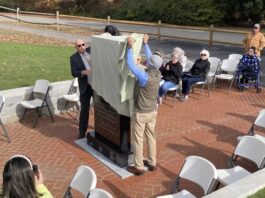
[143,160,157,171]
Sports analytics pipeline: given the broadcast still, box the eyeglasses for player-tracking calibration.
[200,54,207,56]
[77,43,85,48]
[253,27,258,29]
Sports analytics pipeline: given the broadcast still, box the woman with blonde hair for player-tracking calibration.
[181,49,210,102]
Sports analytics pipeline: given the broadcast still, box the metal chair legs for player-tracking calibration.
[0,118,11,143]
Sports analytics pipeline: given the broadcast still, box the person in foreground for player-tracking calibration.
[181,49,210,102]
[1,154,53,198]
[126,34,162,175]
[70,39,93,139]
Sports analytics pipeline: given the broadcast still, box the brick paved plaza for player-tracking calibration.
[0,86,265,198]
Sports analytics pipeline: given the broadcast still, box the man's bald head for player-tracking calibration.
[75,39,86,54]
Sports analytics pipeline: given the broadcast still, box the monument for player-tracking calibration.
[87,33,143,167]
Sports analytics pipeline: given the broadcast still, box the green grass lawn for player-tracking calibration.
[248,188,265,198]
[0,42,74,90]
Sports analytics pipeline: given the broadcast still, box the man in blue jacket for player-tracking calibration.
[126,34,162,175]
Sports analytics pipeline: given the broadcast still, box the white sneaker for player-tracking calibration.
[181,95,189,102]
[157,96,163,105]
[155,103,159,112]
[175,93,181,98]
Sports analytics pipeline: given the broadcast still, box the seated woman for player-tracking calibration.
[1,154,53,198]
[173,47,187,71]
[238,46,260,85]
[158,52,183,104]
[181,49,210,102]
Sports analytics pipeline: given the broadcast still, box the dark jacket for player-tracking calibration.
[189,59,210,78]
[160,61,183,84]
[70,47,91,94]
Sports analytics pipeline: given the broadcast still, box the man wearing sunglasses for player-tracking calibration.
[70,39,93,139]
[243,24,265,57]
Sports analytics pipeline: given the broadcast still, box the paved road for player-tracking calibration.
[1,13,245,44]
[0,16,264,86]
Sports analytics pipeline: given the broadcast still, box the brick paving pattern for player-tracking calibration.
[0,86,265,198]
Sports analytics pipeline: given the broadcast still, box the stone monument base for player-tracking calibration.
[87,132,133,167]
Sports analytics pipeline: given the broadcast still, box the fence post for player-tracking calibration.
[16,7,20,25]
[107,16,110,25]
[157,20,161,42]
[56,11,60,31]
[209,24,214,47]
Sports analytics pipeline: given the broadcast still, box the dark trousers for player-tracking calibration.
[79,84,93,139]
[182,74,205,95]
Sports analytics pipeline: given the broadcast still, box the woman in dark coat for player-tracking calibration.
[181,49,210,101]
[158,52,183,104]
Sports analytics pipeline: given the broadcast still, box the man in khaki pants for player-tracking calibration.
[126,34,162,175]
[243,24,265,57]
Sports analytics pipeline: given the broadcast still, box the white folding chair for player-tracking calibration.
[212,59,239,93]
[253,134,265,142]
[228,54,242,63]
[187,58,218,98]
[208,57,221,78]
[217,136,265,186]
[62,78,80,119]
[89,188,113,198]
[192,70,212,98]
[237,134,265,142]
[192,57,221,98]
[160,79,180,107]
[21,79,54,128]
[248,109,265,135]
[184,60,194,72]
[157,156,217,198]
[157,190,195,198]
[0,95,11,143]
[165,85,180,107]
[63,165,97,198]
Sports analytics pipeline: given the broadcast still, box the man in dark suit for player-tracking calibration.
[70,39,93,139]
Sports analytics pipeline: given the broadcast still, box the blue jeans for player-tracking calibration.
[158,81,178,97]
[182,74,205,95]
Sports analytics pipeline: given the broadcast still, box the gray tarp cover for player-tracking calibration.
[91,33,143,117]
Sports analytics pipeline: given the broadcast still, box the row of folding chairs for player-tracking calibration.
[0,78,85,143]
[157,107,265,198]
[157,135,265,198]
[0,80,54,143]
[165,53,243,103]
[63,165,113,198]
[191,53,243,95]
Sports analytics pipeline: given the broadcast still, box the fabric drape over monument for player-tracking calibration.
[91,33,143,117]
